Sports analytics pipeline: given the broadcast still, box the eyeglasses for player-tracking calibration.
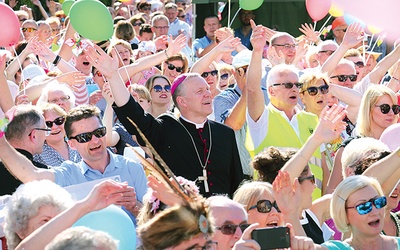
[49,96,70,104]
[142,7,151,11]
[215,224,250,235]
[249,199,281,213]
[318,50,335,55]
[220,73,229,80]
[302,85,329,96]
[346,196,387,215]
[154,26,169,30]
[29,127,52,136]
[353,61,365,68]
[188,241,218,250]
[240,12,255,18]
[272,44,298,50]
[22,27,37,32]
[201,70,218,78]
[45,116,65,128]
[375,104,400,115]
[153,84,171,92]
[167,63,184,73]
[94,71,103,77]
[272,82,303,89]
[69,127,107,143]
[132,22,143,26]
[19,18,27,22]
[178,15,186,18]
[330,75,357,82]
[298,175,315,185]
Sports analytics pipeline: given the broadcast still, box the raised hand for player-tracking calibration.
[85,44,119,79]
[273,171,302,216]
[102,82,114,104]
[57,71,86,91]
[232,223,261,250]
[250,20,268,52]
[288,223,316,250]
[342,22,364,49]
[313,104,347,144]
[216,35,242,53]
[167,34,187,56]
[299,23,320,44]
[267,46,285,66]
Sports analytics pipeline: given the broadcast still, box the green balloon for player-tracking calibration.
[69,0,113,41]
[62,0,74,16]
[239,0,263,10]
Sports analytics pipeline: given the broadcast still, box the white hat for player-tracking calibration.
[21,64,46,82]
[138,41,156,54]
[232,49,252,69]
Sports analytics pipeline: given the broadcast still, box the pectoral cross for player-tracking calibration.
[198,169,209,192]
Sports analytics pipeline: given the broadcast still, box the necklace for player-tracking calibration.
[178,119,212,192]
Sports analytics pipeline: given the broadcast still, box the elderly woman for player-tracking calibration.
[318,175,400,249]
[355,84,399,139]
[33,103,81,167]
[36,82,75,112]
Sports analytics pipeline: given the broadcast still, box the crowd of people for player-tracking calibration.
[0,0,400,249]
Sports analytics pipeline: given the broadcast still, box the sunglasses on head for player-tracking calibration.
[45,116,65,128]
[22,27,37,32]
[298,175,315,185]
[303,85,329,96]
[272,82,303,89]
[249,199,281,213]
[330,74,357,82]
[375,103,400,115]
[167,63,184,73]
[354,61,365,68]
[153,84,171,92]
[69,127,106,143]
[220,73,229,80]
[215,223,250,235]
[201,70,218,78]
[346,196,387,215]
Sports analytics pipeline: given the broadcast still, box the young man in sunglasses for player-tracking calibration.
[247,21,324,199]
[0,105,148,222]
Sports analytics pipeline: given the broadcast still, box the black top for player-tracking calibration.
[302,210,324,244]
[113,96,244,197]
[0,148,48,195]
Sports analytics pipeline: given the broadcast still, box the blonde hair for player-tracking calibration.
[128,84,151,102]
[299,72,329,93]
[355,85,398,137]
[233,181,274,211]
[331,175,384,233]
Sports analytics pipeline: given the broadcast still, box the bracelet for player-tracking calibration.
[52,55,62,66]
[164,49,170,59]
[392,77,400,82]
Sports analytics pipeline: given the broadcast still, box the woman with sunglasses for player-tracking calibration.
[33,103,81,167]
[355,85,399,139]
[317,175,400,249]
[162,53,189,84]
[145,75,173,118]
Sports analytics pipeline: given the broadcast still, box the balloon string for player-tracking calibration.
[12,46,25,95]
[227,0,231,29]
[366,34,381,64]
[317,15,332,34]
[112,43,131,86]
[229,7,241,28]
[313,21,316,32]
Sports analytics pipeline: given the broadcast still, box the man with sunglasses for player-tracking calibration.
[0,105,148,222]
[331,16,347,45]
[0,105,51,195]
[247,21,324,199]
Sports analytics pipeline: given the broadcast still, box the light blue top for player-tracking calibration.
[322,238,400,249]
[192,36,211,61]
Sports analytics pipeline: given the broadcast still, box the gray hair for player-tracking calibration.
[5,105,43,142]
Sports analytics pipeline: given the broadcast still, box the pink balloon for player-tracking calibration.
[0,3,20,47]
[306,0,332,21]
[380,123,400,151]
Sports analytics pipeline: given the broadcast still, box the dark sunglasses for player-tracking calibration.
[45,116,65,128]
[19,18,27,22]
[249,199,281,213]
[69,127,106,143]
[132,22,143,26]
[142,7,151,11]
[375,104,400,115]
[215,224,250,235]
[201,70,218,78]
[298,175,315,184]
[272,82,303,89]
[220,73,229,80]
[153,84,171,92]
[303,85,329,96]
[346,196,387,215]
[178,15,186,18]
[318,50,335,55]
[330,74,357,82]
[167,63,184,73]
[354,61,365,68]
[22,27,37,32]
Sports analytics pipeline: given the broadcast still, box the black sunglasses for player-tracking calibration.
[302,85,329,96]
[346,196,387,215]
[215,223,250,235]
[249,199,281,213]
[69,127,106,143]
[318,50,335,55]
[298,175,315,184]
[167,63,184,73]
[201,70,218,78]
[375,104,400,115]
[220,73,229,80]
[354,61,365,68]
[178,15,186,18]
[330,74,357,82]
[45,116,65,128]
[132,22,143,26]
[272,82,303,89]
[153,84,171,92]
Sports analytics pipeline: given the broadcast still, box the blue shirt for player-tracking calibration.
[234,27,253,50]
[192,36,212,61]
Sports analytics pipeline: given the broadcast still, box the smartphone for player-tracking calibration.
[251,226,290,250]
